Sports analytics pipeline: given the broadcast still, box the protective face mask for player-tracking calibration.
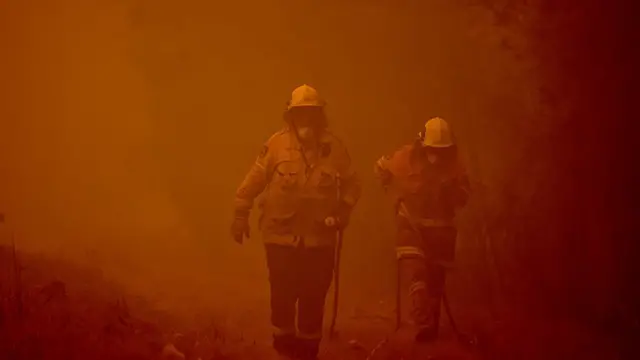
[297,126,314,141]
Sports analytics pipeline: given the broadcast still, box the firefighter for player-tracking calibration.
[231,84,361,359]
[374,117,470,343]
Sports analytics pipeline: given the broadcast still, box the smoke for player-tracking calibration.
[0,0,544,332]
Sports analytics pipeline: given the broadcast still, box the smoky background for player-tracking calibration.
[0,0,634,341]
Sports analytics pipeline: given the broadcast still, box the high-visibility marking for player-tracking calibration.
[396,246,425,259]
[409,281,427,295]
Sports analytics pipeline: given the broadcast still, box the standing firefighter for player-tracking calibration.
[374,117,470,343]
[231,84,361,359]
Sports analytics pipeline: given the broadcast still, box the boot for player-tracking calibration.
[414,293,442,343]
[296,338,320,360]
[273,333,297,358]
[415,326,438,343]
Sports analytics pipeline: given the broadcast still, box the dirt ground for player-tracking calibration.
[0,244,626,360]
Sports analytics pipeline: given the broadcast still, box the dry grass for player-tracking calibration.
[1,242,627,360]
[0,244,239,360]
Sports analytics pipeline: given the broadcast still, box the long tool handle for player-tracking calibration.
[442,291,459,335]
[396,258,401,330]
[329,229,343,338]
[329,173,343,338]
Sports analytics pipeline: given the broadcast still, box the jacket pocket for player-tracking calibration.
[303,166,339,228]
[261,161,301,229]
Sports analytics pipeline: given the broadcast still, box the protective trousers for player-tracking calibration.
[265,241,335,359]
[396,223,457,341]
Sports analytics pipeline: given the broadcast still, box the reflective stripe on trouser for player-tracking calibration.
[396,245,425,259]
[264,242,335,346]
[273,325,296,337]
[396,222,457,334]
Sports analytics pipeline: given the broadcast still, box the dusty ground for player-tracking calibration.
[0,244,626,360]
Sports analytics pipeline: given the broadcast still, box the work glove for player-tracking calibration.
[374,165,393,191]
[324,203,352,230]
[230,210,250,244]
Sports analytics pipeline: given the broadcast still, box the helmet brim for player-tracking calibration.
[422,142,455,148]
[287,103,326,110]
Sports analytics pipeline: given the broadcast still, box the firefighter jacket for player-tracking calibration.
[234,128,361,247]
[374,144,470,226]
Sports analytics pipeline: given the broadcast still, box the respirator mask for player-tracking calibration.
[287,107,325,143]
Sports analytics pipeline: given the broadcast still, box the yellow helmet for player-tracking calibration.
[420,117,455,148]
[287,84,325,109]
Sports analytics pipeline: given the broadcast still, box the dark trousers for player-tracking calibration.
[397,226,457,338]
[265,242,335,357]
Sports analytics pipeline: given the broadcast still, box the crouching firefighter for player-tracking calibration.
[231,84,361,359]
[374,117,470,343]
